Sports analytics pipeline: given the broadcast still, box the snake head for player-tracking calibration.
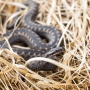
[45,47,63,57]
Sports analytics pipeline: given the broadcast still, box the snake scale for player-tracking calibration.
[0,0,63,71]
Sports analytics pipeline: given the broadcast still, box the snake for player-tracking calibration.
[0,0,63,71]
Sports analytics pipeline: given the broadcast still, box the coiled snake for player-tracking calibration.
[0,0,63,71]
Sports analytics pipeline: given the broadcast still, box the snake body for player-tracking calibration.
[0,0,62,71]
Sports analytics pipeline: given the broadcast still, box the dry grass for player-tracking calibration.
[0,0,90,90]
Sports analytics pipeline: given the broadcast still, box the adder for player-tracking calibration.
[0,0,63,71]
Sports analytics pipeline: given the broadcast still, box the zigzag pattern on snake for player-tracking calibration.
[0,0,62,71]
